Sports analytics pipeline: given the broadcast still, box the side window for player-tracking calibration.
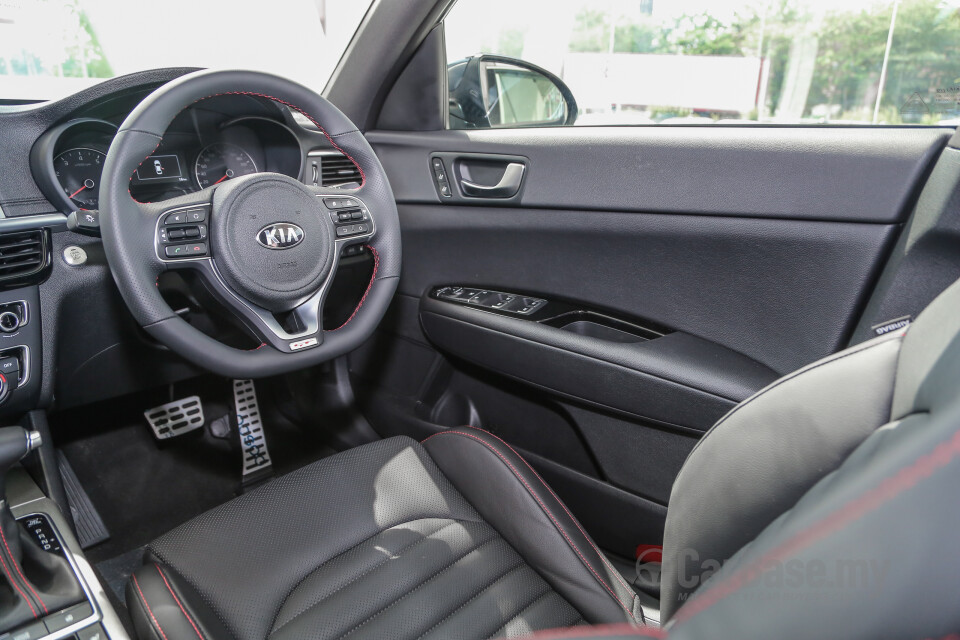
[443,0,960,129]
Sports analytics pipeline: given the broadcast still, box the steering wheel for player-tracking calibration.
[99,70,400,378]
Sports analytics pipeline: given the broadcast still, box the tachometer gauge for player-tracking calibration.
[54,148,106,209]
[195,143,258,188]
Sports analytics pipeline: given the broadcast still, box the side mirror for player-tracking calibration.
[448,55,578,129]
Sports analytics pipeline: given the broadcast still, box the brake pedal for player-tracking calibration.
[233,379,273,481]
[144,396,204,440]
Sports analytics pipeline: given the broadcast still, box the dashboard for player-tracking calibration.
[29,93,360,213]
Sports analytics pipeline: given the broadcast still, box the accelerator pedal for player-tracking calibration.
[233,379,273,485]
[143,396,204,440]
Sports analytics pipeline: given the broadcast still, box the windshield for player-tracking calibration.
[0,0,373,102]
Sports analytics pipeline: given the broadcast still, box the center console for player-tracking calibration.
[2,429,127,640]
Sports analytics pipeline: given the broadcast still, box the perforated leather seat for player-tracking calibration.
[128,278,960,640]
[127,428,642,640]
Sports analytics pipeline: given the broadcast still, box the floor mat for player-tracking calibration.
[52,375,337,567]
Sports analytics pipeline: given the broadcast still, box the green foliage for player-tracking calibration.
[664,12,758,55]
[566,0,960,121]
[809,0,960,116]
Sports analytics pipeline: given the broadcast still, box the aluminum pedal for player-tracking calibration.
[143,396,204,440]
[233,379,272,477]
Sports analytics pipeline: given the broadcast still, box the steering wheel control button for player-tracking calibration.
[185,209,206,223]
[165,243,207,258]
[62,245,88,266]
[335,223,370,237]
[164,211,188,225]
[323,197,359,209]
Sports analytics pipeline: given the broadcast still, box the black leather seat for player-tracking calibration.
[127,428,642,640]
[128,278,960,640]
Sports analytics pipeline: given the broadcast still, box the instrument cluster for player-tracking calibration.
[32,103,304,213]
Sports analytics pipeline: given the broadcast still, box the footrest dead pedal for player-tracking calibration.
[144,396,204,440]
[233,379,273,483]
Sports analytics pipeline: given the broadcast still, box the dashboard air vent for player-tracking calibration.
[0,229,49,283]
[320,153,362,187]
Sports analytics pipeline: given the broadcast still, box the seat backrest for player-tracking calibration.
[660,277,960,637]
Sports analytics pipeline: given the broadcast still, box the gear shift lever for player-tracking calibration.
[0,427,85,633]
[0,428,42,562]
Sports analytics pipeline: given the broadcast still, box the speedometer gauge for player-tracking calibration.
[195,143,258,188]
[54,148,106,209]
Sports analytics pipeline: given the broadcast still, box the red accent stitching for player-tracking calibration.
[0,544,37,618]
[133,573,171,640]
[0,521,46,614]
[156,566,206,640]
[465,427,636,595]
[521,624,664,639]
[422,430,636,620]
[327,245,379,331]
[673,426,960,625]
[127,90,365,204]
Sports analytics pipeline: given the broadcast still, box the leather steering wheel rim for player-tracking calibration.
[99,69,401,379]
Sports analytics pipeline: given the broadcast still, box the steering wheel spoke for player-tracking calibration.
[189,256,337,354]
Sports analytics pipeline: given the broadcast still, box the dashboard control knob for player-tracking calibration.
[0,312,20,333]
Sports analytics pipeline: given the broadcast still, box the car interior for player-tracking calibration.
[1,0,960,639]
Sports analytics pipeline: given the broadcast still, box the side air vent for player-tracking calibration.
[319,152,362,187]
[0,229,50,286]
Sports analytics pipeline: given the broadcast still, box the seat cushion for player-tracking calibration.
[127,434,641,640]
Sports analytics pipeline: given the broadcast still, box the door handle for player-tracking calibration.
[459,162,525,198]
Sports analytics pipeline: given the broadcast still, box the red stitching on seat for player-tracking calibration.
[520,624,666,639]
[465,427,636,595]
[133,573,171,640]
[422,430,637,620]
[127,89,365,203]
[156,566,206,640]
[326,245,379,331]
[673,427,960,625]
[0,521,46,614]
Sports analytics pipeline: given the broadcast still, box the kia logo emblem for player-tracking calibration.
[256,223,304,250]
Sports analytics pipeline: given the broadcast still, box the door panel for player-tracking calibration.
[350,125,948,559]
[371,127,948,222]
[394,203,897,374]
